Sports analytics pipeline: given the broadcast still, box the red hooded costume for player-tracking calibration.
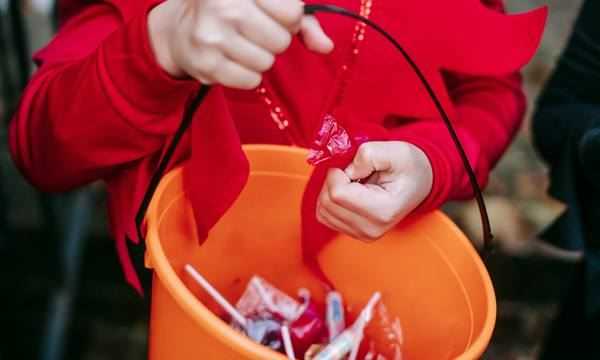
[9,0,546,292]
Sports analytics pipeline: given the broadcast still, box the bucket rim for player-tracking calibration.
[430,212,497,360]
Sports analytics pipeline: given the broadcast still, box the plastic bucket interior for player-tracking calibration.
[144,144,496,359]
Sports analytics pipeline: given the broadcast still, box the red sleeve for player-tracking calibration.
[9,0,197,192]
[391,0,526,212]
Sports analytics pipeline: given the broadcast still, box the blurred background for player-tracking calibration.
[0,0,586,359]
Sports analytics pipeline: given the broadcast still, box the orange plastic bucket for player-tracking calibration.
[144,144,496,359]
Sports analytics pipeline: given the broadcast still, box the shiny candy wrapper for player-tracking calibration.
[236,276,303,321]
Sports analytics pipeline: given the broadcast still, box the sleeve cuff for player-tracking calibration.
[389,120,485,214]
[96,2,198,135]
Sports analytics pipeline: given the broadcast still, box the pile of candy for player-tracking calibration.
[185,265,404,360]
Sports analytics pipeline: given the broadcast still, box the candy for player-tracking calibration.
[363,301,404,360]
[326,291,346,341]
[307,114,352,165]
[313,293,381,360]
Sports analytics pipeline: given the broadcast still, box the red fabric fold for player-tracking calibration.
[186,87,250,240]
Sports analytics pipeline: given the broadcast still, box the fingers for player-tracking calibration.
[239,1,294,54]
[169,0,333,88]
[318,182,384,240]
[315,142,436,241]
[299,15,334,53]
[220,31,275,72]
[316,204,363,239]
[345,142,393,181]
[326,168,397,224]
[252,0,333,54]
[212,59,262,89]
[255,0,304,31]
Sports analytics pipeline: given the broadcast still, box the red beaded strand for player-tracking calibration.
[256,0,373,146]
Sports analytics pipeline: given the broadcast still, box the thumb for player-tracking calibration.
[299,15,334,53]
[345,143,391,181]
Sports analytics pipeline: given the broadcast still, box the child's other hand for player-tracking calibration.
[148,0,334,89]
[316,142,433,241]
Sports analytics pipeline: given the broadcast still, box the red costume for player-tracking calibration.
[9,0,546,292]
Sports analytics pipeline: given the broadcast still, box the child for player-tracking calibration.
[10,0,538,292]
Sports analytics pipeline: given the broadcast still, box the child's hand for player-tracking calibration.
[148,0,333,89]
[316,142,433,241]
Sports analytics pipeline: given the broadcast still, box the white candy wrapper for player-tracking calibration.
[236,276,303,322]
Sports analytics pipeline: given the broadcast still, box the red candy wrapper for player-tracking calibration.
[289,299,327,356]
[234,276,327,358]
[307,113,353,166]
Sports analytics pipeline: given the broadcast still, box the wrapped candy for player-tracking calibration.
[240,315,283,350]
[235,276,327,357]
[187,267,402,360]
[326,291,346,341]
[363,301,404,360]
[307,114,353,166]
[236,276,304,321]
[289,298,327,355]
[313,293,381,360]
